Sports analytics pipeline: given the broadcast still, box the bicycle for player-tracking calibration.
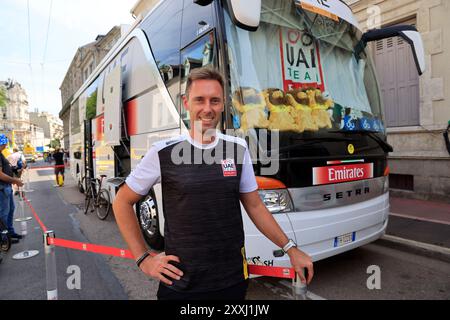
[84,174,111,220]
[0,218,11,264]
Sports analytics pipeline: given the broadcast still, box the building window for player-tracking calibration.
[373,21,420,128]
[389,174,414,191]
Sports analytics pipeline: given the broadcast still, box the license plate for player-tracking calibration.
[334,232,356,247]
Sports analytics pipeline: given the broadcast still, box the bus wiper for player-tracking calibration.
[329,130,394,153]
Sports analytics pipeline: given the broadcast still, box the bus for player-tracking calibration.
[69,0,425,267]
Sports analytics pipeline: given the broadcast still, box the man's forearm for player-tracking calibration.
[0,171,17,184]
[113,201,149,259]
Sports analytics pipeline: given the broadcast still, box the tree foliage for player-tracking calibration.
[49,139,61,148]
[86,91,97,120]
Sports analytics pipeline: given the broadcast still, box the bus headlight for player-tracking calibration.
[258,189,294,214]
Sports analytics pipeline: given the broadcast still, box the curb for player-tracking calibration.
[377,235,450,263]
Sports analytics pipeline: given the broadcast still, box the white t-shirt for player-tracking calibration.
[7,152,24,167]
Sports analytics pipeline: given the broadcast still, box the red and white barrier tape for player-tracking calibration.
[25,191,296,279]
[48,237,135,260]
[22,195,48,233]
[45,236,295,279]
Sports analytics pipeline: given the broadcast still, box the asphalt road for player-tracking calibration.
[0,164,127,300]
[1,160,449,300]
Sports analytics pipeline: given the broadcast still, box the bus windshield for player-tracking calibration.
[224,0,385,134]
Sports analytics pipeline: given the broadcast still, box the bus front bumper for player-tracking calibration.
[243,192,390,267]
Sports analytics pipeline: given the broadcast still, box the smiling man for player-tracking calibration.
[113,67,313,300]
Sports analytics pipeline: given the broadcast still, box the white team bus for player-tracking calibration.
[69,0,425,266]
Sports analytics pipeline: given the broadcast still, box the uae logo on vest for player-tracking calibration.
[221,159,237,177]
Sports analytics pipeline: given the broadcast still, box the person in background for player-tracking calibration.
[52,147,65,187]
[0,134,24,243]
[7,147,26,195]
[7,147,26,178]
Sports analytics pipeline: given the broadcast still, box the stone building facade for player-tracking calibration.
[346,0,450,202]
[130,0,159,19]
[29,111,64,148]
[0,80,32,148]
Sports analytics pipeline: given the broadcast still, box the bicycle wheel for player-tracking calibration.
[84,185,93,215]
[96,189,111,220]
[0,220,11,253]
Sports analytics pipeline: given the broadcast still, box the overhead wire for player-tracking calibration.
[27,0,32,68]
[27,0,37,111]
[41,0,54,108]
[42,0,53,66]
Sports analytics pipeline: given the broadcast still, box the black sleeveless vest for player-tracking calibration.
[157,136,249,293]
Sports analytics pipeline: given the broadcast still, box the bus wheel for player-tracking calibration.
[137,192,164,250]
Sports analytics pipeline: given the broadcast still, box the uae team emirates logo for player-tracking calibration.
[221,159,237,177]
[313,163,374,186]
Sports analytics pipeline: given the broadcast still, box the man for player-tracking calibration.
[7,147,26,195]
[8,147,26,178]
[52,147,65,186]
[113,68,313,300]
[0,134,24,243]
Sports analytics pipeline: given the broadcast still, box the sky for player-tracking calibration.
[0,0,137,117]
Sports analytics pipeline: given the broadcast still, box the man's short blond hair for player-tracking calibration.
[185,67,224,99]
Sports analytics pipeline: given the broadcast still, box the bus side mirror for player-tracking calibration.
[226,0,261,31]
[194,0,213,6]
[355,25,426,75]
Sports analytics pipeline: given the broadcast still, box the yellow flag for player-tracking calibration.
[11,130,15,147]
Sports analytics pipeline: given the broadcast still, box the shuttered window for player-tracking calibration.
[373,21,420,127]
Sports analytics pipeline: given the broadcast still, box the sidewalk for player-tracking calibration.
[382,195,450,261]
[0,165,129,300]
[390,196,450,225]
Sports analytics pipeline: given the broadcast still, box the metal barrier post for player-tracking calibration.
[44,231,58,300]
[23,167,34,193]
[12,213,39,260]
[292,269,308,300]
[15,190,32,222]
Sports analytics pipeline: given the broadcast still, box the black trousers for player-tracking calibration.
[157,280,249,301]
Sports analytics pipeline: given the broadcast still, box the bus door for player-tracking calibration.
[83,119,94,185]
[101,64,123,202]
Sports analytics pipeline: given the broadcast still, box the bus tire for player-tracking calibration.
[78,176,86,194]
[137,191,164,250]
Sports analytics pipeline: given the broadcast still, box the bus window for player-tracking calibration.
[85,78,99,121]
[70,99,80,135]
[140,0,182,105]
[223,1,384,134]
[180,32,217,128]
[181,0,214,48]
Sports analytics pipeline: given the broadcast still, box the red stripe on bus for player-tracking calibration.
[126,99,138,136]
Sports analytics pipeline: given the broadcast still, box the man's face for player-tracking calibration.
[0,144,5,152]
[183,79,224,134]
